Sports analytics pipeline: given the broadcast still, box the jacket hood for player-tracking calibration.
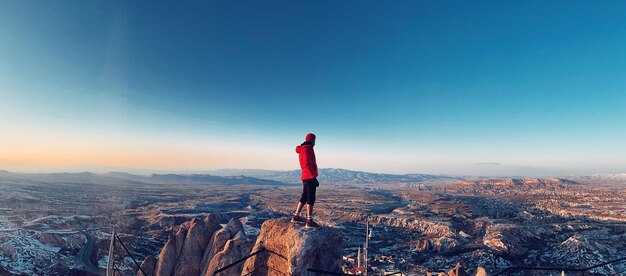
[305,133,316,143]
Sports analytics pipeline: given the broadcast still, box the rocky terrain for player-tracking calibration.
[247,177,625,275]
[136,216,343,276]
[0,171,283,275]
[241,219,344,276]
[137,215,251,276]
[0,171,624,275]
[452,178,577,191]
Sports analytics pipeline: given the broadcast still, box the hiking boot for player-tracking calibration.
[291,214,305,223]
[305,218,321,229]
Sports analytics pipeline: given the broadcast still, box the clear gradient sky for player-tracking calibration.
[1,1,626,176]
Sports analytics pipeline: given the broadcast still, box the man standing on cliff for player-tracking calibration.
[292,133,321,228]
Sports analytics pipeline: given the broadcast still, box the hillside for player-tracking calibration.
[569,174,626,186]
[0,171,286,186]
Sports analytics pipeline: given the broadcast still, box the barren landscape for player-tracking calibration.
[0,170,624,275]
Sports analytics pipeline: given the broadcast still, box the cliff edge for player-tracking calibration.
[241,218,344,276]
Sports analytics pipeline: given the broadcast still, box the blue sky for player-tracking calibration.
[1,1,626,176]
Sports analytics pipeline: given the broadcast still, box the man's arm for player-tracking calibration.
[306,148,318,177]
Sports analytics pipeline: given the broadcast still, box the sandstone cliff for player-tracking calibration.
[138,214,251,276]
[139,216,344,276]
[201,219,253,276]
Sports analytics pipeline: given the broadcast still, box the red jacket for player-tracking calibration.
[296,144,318,180]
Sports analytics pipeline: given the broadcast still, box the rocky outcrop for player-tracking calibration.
[199,228,231,274]
[482,224,528,257]
[553,235,614,272]
[141,214,222,276]
[173,216,221,275]
[200,219,253,276]
[205,231,254,275]
[140,216,344,276]
[416,236,461,253]
[241,218,345,276]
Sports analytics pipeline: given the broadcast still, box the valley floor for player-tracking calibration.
[0,176,624,275]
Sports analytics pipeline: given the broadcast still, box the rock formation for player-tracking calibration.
[344,213,454,236]
[139,214,227,276]
[201,218,253,276]
[36,232,85,250]
[553,235,614,272]
[205,231,253,275]
[482,224,528,257]
[139,215,343,276]
[241,218,344,276]
[416,236,461,253]
[173,215,221,275]
[453,178,575,191]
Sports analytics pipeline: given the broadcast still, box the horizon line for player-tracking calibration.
[2,166,624,179]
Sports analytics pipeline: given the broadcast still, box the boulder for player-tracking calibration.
[241,218,344,276]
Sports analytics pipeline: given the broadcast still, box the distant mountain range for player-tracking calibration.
[3,168,622,186]
[206,168,461,184]
[0,170,284,186]
[0,168,459,185]
[568,174,626,186]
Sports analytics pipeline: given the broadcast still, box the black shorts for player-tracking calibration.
[299,178,319,206]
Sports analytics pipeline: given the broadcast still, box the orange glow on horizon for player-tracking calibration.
[0,134,295,171]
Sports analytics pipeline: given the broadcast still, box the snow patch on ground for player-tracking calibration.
[98,255,109,268]
[0,215,17,231]
[0,229,62,274]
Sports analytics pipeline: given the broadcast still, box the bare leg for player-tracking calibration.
[295,202,304,214]
[306,204,313,218]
